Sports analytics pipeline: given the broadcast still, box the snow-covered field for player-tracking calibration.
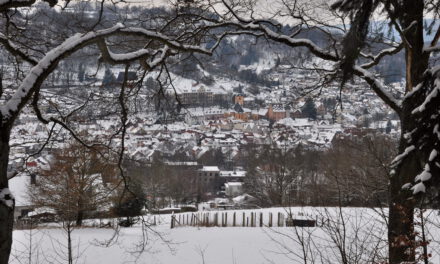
[10,207,440,264]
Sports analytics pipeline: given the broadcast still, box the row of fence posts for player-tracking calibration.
[171,212,290,229]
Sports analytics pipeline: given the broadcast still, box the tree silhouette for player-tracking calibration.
[302,97,317,120]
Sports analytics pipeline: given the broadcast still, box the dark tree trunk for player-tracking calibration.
[76,210,84,226]
[388,142,418,263]
[67,222,73,264]
[388,1,429,263]
[0,131,13,264]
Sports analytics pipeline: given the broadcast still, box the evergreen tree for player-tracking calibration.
[386,120,392,134]
[113,183,146,227]
[301,97,317,120]
[102,67,115,86]
[77,64,85,82]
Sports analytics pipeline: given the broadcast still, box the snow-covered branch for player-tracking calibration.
[118,28,212,55]
[360,44,404,69]
[202,20,338,62]
[0,23,219,124]
[391,145,415,167]
[145,46,172,69]
[214,1,338,62]
[353,66,402,114]
[424,24,440,53]
[424,45,440,53]
[0,33,37,65]
[97,39,155,65]
[411,84,440,114]
[257,23,339,62]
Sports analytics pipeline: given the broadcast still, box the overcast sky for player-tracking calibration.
[119,0,337,26]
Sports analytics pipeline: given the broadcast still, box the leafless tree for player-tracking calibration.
[264,206,388,264]
[244,142,302,206]
[28,139,116,226]
[321,132,397,207]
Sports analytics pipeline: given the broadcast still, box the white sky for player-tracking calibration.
[120,0,338,26]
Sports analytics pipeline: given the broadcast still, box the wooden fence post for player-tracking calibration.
[277,212,280,227]
[254,213,257,227]
[254,212,257,227]
[243,212,245,227]
[171,215,175,229]
[233,212,236,227]
[260,212,263,227]
[281,213,284,227]
[269,213,272,227]
[206,213,209,227]
[225,213,228,227]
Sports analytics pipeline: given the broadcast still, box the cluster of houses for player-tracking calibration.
[6,64,402,220]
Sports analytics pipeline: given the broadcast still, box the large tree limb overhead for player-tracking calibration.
[199,19,339,62]
[360,44,404,69]
[214,1,339,62]
[354,66,402,115]
[0,22,228,126]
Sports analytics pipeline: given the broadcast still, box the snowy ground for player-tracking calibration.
[10,207,440,264]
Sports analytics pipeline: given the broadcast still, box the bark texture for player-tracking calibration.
[0,133,13,264]
[389,0,429,262]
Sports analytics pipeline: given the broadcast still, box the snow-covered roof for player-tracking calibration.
[200,166,220,172]
[220,170,246,177]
